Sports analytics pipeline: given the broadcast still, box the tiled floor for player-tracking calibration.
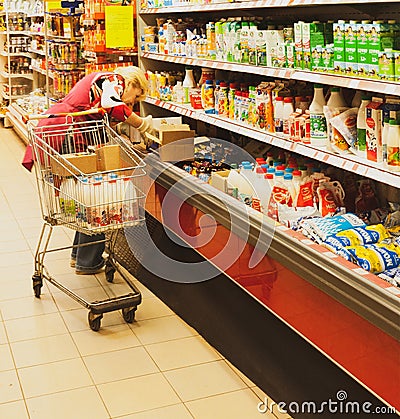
[0,127,292,419]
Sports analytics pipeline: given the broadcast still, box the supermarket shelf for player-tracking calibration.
[145,97,400,188]
[0,70,33,79]
[0,51,32,58]
[6,103,29,144]
[28,48,45,56]
[1,92,28,100]
[140,0,400,13]
[141,52,400,96]
[31,66,47,75]
[29,31,45,36]
[4,31,31,36]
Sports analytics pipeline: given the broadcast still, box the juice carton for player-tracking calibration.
[289,110,304,142]
[302,22,325,71]
[378,50,395,80]
[294,21,303,68]
[240,23,250,64]
[275,44,286,67]
[333,20,346,74]
[230,19,243,63]
[357,21,370,77]
[344,21,358,76]
[270,45,279,67]
[248,28,257,65]
[299,111,311,144]
[215,20,225,61]
[256,30,267,66]
[365,98,384,162]
[286,42,295,68]
[394,50,400,82]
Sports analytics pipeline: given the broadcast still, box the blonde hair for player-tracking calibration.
[114,66,148,101]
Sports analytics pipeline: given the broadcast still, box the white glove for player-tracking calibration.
[115,122,130,137]
[137,115,154,136]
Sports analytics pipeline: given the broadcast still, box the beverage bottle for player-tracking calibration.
[214,80,221,114]
[218,81,229,117]
[382,117,390,164]
[248,85,256,126]
[238,162,255,205]
[59,176,76,220]
[309,84,328,146]
[351,90,362,108]
[282,97,294,135]
[274,96,284,133]
[356,95,371,156]
[234,90,242,121]
[107,173,121,223]
[252,167,269,213]
[386,119,400,171]
[182,65,196,104]
[327,87,347,108]
[292,170,302,205]
[173,80,184,104]
[228,82,238,119]
[201,79,215,114]
[283,173,296,206]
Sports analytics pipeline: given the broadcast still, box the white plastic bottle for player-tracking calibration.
[327,87,347,108]
[282,97,294,135]
[386,119,400,171]
[251,167,270,213]
[283,173,296,206]
[351,90,362,108]
[291,170,302,206]
[309,84,328,146]
[356,95,371,156]
[274,96,284,133]
[238,162,255,206]
[182,65,196,104]
[173,81,184,104]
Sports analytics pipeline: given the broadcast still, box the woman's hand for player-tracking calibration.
[137,115,154,136]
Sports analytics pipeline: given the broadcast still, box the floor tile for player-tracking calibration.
[0,239,30,253]
[26,387,109,419]
[97,373,181,417]
[84,346,159,384]
[164,360,247,402]
[18,358,93,398]
[0,263,38,283]
[0,400,29,419]
[0,344,14,372]
[61,307,124,332]
[251,387,293,419]
[130,315,197,345]
[0,370,23,404]
[146,336,221,371]
[0,295,59,321]
[185,388,274,419]
[71,324,141,356]
[120,403,193,419]
[50,286,109,311]
[0,321,7,344]
[5,312,68,342]
[11,333,80,368]
[0,278,38,301]
[134,297,174,321]
[45,271,102,291]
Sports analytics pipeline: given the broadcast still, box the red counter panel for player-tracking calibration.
[145,180,400,411]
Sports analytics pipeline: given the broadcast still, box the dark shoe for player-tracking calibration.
[75,266,104,275]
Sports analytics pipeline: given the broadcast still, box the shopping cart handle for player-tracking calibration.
[23,108,106,124]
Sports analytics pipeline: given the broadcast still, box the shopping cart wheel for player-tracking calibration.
[105,262,116,283]
[88,312,103,331]
[122,307,136,323]
[32,275,43,298]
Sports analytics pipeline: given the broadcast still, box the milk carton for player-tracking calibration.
[333,20,346,74]
[344,21,358,76]
[286,42,295,68]
[378,50,395,80]
[302,21,325,71]
[365,98,384,162]
[248,28,257,65]
[357,21,370,77]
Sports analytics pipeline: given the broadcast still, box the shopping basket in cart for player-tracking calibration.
[28,109,146,331]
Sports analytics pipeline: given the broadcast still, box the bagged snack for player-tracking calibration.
[326,223,390,247]
[347,243,400,273]
[329,107,359,152]
[296,178,314,207]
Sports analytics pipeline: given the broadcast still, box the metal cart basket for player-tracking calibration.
[28,109,146,331]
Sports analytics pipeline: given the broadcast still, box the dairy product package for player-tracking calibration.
[300,213,366,243]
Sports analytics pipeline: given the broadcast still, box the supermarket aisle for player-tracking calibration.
[0,127,291,419]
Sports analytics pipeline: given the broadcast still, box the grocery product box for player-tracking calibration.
[289,110,303,142]
[51,152,97,177]
[394,51,400,81]
[256,30,267,66]
[344,21,358,76]
[311,45,323,71]
[286,43,295,68]
[333,20,346,74]
[322,44,334,72]
[146,118,195,162]
[302,21,325,71]
[96,144,120,172]
[248,29,257,65]
[357,22,370,77]
[365,99,383,162]
[210,169,231,193]
[378,50,395,80]
[294,21,303,68]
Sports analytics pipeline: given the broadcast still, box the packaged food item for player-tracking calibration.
[347,243,400,273]
[329,107,359,152]
[325,224,389,247]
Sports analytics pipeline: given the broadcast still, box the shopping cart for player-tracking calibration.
[28,109,146,331]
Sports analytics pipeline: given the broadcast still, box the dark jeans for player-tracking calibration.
[71,232,105,272]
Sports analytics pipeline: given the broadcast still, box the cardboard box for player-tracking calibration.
[146,121,195,162]
[96,144,121,172]
[210,169,231,193]
[51,152,97,177]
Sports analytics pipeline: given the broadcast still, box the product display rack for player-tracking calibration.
[137,0,400,413]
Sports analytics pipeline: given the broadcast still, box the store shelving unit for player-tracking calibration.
[137,0,400,413]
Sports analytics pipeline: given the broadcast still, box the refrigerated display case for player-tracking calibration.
[133,0,400,415]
